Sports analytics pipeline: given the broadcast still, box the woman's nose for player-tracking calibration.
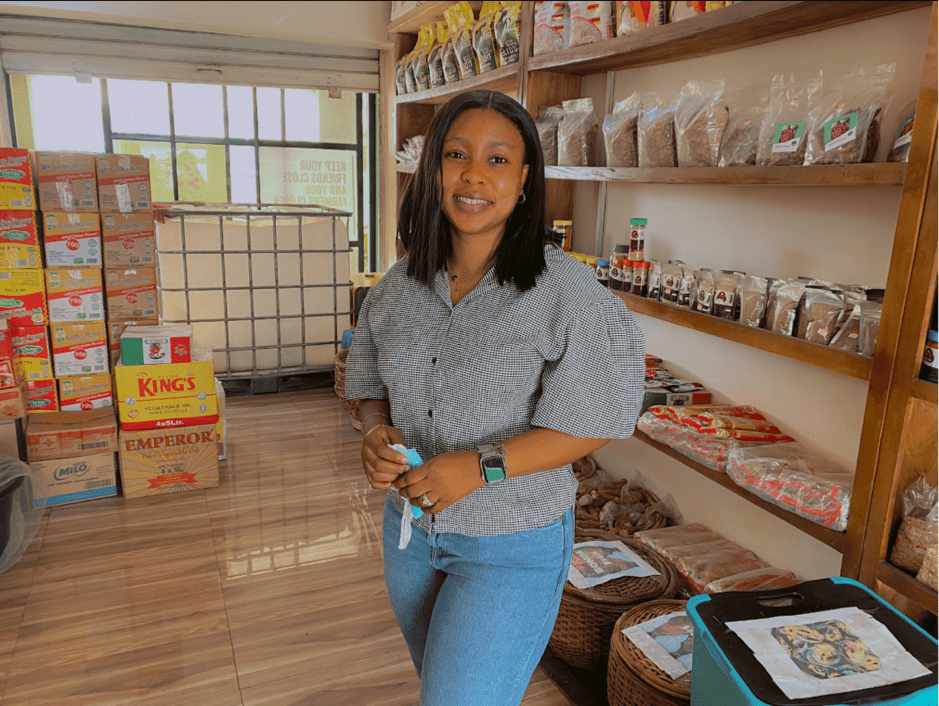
[461,158,483,183]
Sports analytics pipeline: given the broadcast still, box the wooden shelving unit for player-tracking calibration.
[615,291,874,380]
[395,63,520,105]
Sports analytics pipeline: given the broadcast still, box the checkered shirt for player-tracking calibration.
[345,245,646,536]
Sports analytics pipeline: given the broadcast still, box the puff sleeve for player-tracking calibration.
[531,294,645,439]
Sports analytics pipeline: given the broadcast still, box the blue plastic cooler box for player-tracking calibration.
[687,577,938,706]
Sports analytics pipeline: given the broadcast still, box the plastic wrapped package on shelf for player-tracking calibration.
[155,207,351,377]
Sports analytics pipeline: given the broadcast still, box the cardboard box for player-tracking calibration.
[114,352,217,430]
[0,269,47,327]
[96,154,151,213]
[0,360,15,390]
[33,151,98,212]
[41,211,101,266]
[118,423,218,498]
[0,149,36,210]
[108,318,158,366]
[104,267,158,320]
[22,379,58,413]
[215,378,226,460]
[45,267,105,322]
[0,386,24,419]
[30,452,117,507]
[10,326,52,383]
[120,325,192,366]
[26,407,118,461]
[58,372,112,412]
[50,321,109,376]
[0,211,40,269]
[0,318,12,360]
[101,212,155,266]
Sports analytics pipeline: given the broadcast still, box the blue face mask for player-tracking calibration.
[389,443,424,549]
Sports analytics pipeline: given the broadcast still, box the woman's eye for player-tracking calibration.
[491,155,507,164]
[445,150,465,159]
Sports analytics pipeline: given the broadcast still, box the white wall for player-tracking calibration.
[580,7,932,581]
[0,1,393,49]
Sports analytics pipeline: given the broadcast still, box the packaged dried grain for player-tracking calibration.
[557,98,599,167]
[738,275,769,328]
[769,281,807,336]
[567,1,615,48]
[533,1,568,56]
[719,82,770,167]
[602,92,641,168]
[757,72,822,167]
[887,102,916,163]
[536,105,564,167]
[803,289,848,345]
[615,0,649,35]
[638,93,678,168]
[675,80,728,168]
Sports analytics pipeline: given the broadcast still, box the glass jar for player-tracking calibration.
[609,244,629,290]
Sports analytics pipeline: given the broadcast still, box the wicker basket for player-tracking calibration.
[575,485,669,537]
[549,532,680,671]
[333,348,362,430]
[608,599,692,706]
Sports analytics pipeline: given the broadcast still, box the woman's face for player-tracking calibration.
[439,107,530,247]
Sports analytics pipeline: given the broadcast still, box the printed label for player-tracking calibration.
[823,111,859,151]
[894,116,915,149]
[771,121,805,153]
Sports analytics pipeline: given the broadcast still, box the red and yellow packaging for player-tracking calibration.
[41,211,101,267]
[50,321,109,376]
[44,267,105,322]
[58,372,112,412]
[0,149,36,210]
[26,407,118,462]
[0,386,24,418]
[0,318,13,360]
[0,211,40,269]
[96,154,152,213]
[101,212,155,266]
[0,269,47,327]
[33,151,98,212]
[118,423,219,498]
[22,379,58,413]
[114,353,217,430]
[10,326,52,383]
[104,267,158,320]
[0,360,15,390]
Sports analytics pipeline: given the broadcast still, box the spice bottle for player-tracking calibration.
[596,258,610,285]
[622,261,634,292]
[632,261,650,297]
[921,329,938,383]
[609,244,629,290]
[629,218,647,261]
[553,220,573,251]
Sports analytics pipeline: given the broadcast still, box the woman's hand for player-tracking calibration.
[393,450,484,514]
[361,424,409,490]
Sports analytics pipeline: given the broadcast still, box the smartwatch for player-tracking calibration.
[477,443,507,484]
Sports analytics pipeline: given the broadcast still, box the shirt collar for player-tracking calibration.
[434,265,498,309]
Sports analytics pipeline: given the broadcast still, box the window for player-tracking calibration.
[8,75,379,272]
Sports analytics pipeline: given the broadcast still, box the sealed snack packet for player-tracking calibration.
[428,21,448,88]
[757,72,822,166]
[495,1,522,66]
[390,443,425,550]
[473,1,501,73]
[534,1,569,56]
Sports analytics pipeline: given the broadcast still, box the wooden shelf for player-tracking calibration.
[527,0,931,75]
[614,291,874,380]
[876,561,939,616]
[545,163,907,186]
[911,378,938,404]
[387,1,484,34]
[633,430,847,552]
[395,63,520,105]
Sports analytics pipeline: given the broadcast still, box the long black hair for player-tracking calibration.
[398,90,549,292]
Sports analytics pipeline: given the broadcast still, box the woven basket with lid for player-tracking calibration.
[548,532,679,671]
[608,599,692,706]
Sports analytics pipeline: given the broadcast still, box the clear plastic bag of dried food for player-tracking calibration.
[558,97,599,167]
[726,442,854,531]
[603,92,642,168]
[677,264,695,309]
[638,92,678,168]
[533,0,568,56]
[719,83,770,167]
[770,281,807,336]
[616,0,649,35]
[829,302,862,353]
[757,72,822,167]
[738,275,769,328]
[857,300,883,357]
[804,64,895,166]
[888,101,916,163]
[647,259,663,300]
[567,0,615,48]
[675,79,728,168]
[660,261,683,304]
[803,290,848,345]
[712,271,740,320]
[536,105,564,167]
[692,269,716,315]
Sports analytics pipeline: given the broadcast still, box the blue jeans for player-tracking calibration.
[381,493,575,706]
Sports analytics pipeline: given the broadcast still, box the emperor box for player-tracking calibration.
[118,424,219,498]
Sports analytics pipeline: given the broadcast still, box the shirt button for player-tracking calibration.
[432,357,437,365]
[428,409,433,417]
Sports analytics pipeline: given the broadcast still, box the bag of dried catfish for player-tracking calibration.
[675,79,728,167]
[757,72,822,167]
[638,92,678,168]
[495,1,521,66]
[603,92,641,168]
[803,64,895,165]
[473,1,501,73]
[719,82,770,167]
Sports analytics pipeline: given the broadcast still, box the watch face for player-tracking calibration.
[482,456,506,483]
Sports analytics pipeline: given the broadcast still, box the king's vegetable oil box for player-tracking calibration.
[22,379,58,413]
[0,211,40,269]
[114,352,217,431]
[30,452,117,508]
[0,149,36,210]
[119,423,219,498]
[0,269,47,327]
[45,267,105,322]
[96,154,151,213]
[10,325,52,383]
[50,321,109,376]
[33,151,98,212]
[42,212,101,266]
[101,212,155,266]
[58,372,112,412]
[104,267,158,320]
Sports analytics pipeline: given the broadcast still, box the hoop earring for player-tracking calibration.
[517,191,526,204]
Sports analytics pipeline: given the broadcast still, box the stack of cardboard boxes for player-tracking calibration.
[0,148,227,508]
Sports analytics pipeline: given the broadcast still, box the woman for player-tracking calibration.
[345,90,644,705]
